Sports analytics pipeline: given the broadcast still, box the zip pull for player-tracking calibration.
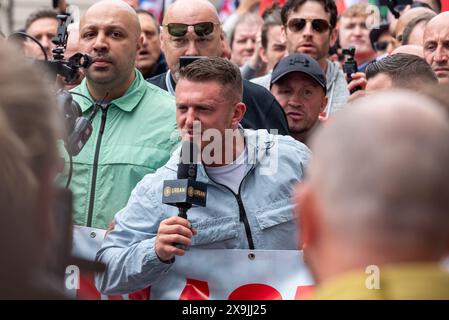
[99,105,108,134]
[236,195,244,222]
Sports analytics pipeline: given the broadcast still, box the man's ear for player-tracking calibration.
[330,28,338,48]
[231,102,246,127]
[160,28,165,52]
[295,182,319,251]
[260,47,269,64]
[320,95,328,114]
[280,25,287,44]
[137,34,143,52]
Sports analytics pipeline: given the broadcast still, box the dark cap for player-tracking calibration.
[271,53,326,93]
[369,22,390,50]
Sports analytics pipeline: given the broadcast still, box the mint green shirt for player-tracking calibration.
[67,70,179,229]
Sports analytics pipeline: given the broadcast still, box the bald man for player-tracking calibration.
[67,0,178,230]
[296,91,449,299]
[423,12,449,84]
[148,0,289,135]
[394,7,435,45]
[391,44,424,57]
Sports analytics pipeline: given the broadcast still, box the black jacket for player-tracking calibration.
[147,72,289,135]
[140,53,168,79]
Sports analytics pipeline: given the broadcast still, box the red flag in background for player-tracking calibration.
[259,0,286,15]
[442,0,449,12]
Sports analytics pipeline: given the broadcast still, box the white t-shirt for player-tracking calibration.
[205,148,248,194]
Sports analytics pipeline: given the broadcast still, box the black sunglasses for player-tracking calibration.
[374,41,389,51]
[287,18,332,33]
[163,22,219,37]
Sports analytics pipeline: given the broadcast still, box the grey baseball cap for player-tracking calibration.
[271,53,327,93]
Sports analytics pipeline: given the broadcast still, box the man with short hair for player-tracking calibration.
[148,0,289,135]
[252,0,349,118]
[135,9,167,79]
[95,57,310,295]
[394,7,435,47]
[271,53,327,144]
[365,53,438,92]
[230,13,263,67]
[423,11,449,84]
[68,0,178,229]
[295,91,449,299]
[24,9,58,60]
[401,13,435,46]
[338,4,377,71]
[259,7,287,74]
[0,44,65,299]
[240,6,287,81]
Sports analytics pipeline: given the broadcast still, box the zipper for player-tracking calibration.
[203,165,256,250]
[86,105,109,227]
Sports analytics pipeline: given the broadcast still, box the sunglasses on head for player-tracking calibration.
[287,18,332,33]
[163,22,219,37]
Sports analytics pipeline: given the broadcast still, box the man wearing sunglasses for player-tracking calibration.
[252,0,348,118]
[147,0,289,136]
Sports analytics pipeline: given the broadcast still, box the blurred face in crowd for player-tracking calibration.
[231,21,260,66]
[283,1,336,70]
[271,72,327,141]
[424,13,449,83]
[261,25,287,72]
[136,12,161,76]
[176,79,245,153]
[396,7,435,44]
[25,17,58,60]
[79,2,141,89]
[161,0,224,81]
[339,16,376,64]
[407,20,427,46]
[376,32,395,56]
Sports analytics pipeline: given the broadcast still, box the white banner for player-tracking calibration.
[151,249,315,300]
[71,226,315,300]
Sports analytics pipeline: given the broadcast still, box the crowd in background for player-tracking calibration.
[1,0,449,300]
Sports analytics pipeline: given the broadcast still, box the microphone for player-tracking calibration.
[162,140,207,218]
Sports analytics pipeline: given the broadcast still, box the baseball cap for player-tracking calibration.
[271,53,327,93]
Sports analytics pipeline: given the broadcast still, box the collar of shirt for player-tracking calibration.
[73,69,146,113]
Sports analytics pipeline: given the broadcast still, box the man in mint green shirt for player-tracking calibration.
[66,0,178,229]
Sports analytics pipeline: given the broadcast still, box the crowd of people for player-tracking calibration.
[1,0,449,300]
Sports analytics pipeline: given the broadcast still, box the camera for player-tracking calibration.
[342,47,362,94]
[342,47,357,79]
[57,90,93,157]
[378,0,413,18]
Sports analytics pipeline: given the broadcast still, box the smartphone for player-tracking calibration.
[179,56,207,68]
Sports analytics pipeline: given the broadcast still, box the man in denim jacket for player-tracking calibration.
[96,57,310,295]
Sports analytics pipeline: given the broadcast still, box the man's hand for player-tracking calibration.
[347,72,367,102]
[155,216,197,262]
[56,0,68,13]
